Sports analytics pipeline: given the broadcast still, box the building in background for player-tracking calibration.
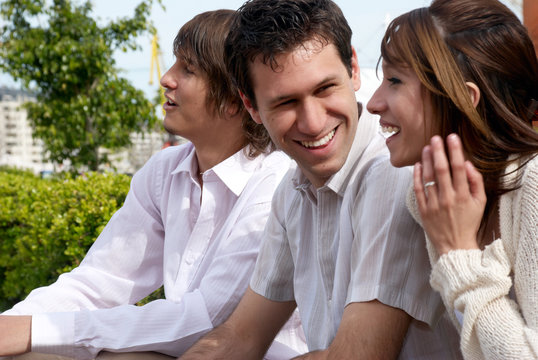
[0,86,184,175]
[0,87,53,174]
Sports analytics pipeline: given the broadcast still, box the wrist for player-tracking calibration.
[0,315,32,356]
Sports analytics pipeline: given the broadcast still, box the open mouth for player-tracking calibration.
[379,124,400,139]
[300,129,336,149]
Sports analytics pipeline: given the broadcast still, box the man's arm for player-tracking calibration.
[293,300,411,360]
[0,315,31,356]
[179,287,297,360]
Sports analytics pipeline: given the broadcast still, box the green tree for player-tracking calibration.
[0,0,162,172]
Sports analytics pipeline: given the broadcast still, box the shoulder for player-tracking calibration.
[255,150,292,177]
[516,155,538,227]
[265,162,302,218]
[350,154,413,202]
[129,142,194,192]
[136,143,192,175]
[149,142,194,171]
[520,155,538,191]
[504,155,538,210]
[271,162,299,201]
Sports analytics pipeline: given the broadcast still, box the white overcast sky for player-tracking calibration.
[0,0,521,102]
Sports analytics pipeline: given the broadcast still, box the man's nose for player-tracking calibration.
[296,99,326,135]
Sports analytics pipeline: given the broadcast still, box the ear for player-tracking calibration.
[351,46,361,92]
[465,82,480,108]
[239,90,263,124]
[225,100,240,117]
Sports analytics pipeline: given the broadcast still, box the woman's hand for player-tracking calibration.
[413,134,487,255]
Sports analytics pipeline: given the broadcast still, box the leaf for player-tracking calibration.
[0,0,160,172]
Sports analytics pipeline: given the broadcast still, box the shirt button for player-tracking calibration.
[185,254,195,265]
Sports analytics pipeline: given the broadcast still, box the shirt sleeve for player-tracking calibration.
[28,200,278,359]
[346,157,445,326]
[8,150,300,359]
[429,158,538,359]
[4,152,167,358]
[250,172,296,302]
[4,152,167,317]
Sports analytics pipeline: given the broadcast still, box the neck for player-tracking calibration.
[195,137,246,174]
[188,112,248,174]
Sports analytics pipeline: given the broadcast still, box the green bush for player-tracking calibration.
[0,167,131,311]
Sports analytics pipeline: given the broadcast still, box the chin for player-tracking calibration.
[163,122,177,135]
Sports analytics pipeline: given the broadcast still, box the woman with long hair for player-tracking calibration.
[367,0,538,358]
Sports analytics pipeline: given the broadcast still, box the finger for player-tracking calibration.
[465,161,487,203]
[430,136,453,199]
[413,162,428,212]
[421,145,438,203]
[447,134,469,194]
[421,145,435,183]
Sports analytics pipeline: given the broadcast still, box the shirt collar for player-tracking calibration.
[326,104,379,196]
[171,143,264,197]
[292,103,380,196]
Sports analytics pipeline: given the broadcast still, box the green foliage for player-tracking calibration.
[0,167,131,311]
[136,286,165,306]
[0,0,162,171]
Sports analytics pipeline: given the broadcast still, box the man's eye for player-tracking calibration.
[277,99,295,107]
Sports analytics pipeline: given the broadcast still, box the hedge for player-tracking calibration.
[0,167,131,311]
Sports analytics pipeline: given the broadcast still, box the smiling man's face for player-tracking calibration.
[242,41,361,188]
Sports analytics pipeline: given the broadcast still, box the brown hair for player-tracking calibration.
[173,9,274,157]
[224,0,353,108]
[380,0,538,229]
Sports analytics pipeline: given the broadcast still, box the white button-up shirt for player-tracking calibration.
[4,142,306,359]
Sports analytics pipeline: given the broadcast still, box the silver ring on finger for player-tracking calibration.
[424,180,436,189]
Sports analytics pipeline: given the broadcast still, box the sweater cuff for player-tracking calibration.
[32,312,75,358]
[430,239,512,313]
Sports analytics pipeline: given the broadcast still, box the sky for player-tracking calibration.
[0,0,521,103]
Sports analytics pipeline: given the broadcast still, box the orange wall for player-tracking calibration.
[523,0,538,57]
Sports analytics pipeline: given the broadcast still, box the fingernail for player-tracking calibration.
[448,133,459,144]
[422,146,430,156]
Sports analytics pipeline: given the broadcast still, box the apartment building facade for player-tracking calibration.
[0,86,182,175]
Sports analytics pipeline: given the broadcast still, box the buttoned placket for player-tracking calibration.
[173,171,217,295]
[315,187,338,330]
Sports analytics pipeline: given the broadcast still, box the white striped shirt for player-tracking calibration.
[251,110,462,359]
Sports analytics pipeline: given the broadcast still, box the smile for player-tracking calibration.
[300,129,336,148]
[379,124,400,139]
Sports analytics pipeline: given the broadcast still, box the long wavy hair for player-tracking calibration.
[380,0,538,231]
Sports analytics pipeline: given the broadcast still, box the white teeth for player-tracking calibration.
[301,129,335,148]
[379,125,400,139]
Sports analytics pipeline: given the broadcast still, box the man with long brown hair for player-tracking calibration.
[0,10,305,360]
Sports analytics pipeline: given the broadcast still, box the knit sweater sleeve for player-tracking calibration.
[429,157,538,360]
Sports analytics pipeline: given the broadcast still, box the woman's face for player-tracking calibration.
[367,61,436,167]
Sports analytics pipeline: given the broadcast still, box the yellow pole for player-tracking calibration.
[150,34,166,115]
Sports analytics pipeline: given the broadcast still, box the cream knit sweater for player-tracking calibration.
[407,156,538,360]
